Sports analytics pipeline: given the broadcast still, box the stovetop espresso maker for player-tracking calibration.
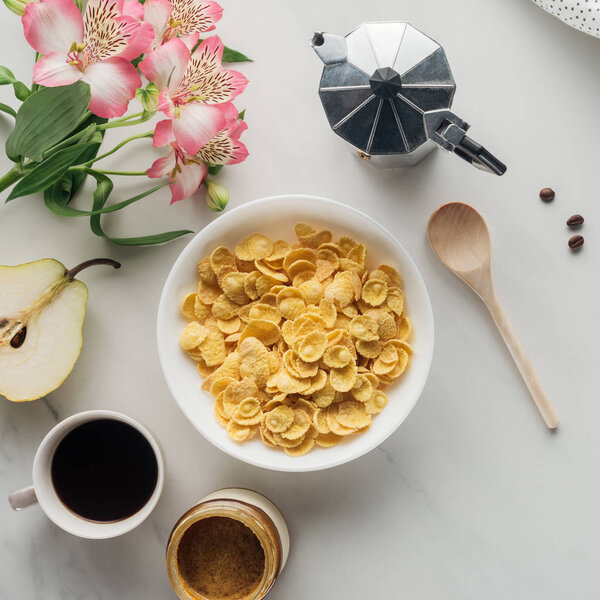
[311,22,506,175]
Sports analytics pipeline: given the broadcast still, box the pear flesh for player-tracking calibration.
[0,258,120,402]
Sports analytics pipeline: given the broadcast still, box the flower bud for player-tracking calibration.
[135,83,159,114]
[205,180,229,212]
[3,0,32,16]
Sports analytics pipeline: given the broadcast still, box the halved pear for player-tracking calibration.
[0,258,120,402]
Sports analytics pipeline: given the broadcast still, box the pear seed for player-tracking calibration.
[10,327,27,349]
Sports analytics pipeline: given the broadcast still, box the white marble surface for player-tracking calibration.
[1,0,599,598]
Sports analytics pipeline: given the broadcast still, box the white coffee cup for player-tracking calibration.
[8,410,164,539]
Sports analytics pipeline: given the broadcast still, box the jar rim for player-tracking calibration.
[166,498,282,600]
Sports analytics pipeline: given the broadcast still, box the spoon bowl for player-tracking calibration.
[428,202,491,276]
[427,202,558,429]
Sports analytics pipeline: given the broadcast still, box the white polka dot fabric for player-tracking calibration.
[532,0,600,37]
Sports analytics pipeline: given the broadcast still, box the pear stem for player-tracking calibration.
[67,258,121,279]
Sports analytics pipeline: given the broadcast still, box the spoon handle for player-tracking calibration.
[485,295,559,429]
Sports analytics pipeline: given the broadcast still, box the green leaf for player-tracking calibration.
[89,172,113,232]
[65,114,107,197]
[12,81,31,101]
[105,231,194,246]
[222,46,252,63]
[99,228,194,246]
[87,170,192,246]
[0,67,33,101]
[43,176,72,209]
[42,125,94,159]
[0,66,16,85]
[0,102,16,118]
[70,113,108,137]
[43,136,101,209]
[7,141,99,200]
[68,138,103,195]
[195,39,252,62]
[42,117,107,207]
[6,81,91,162]
[44,115,108,210]
[238,109,246,120]
[45,180,167,217]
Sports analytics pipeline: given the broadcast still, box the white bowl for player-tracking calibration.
[157,195,434,472]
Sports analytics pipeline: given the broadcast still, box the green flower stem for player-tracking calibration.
[97,111,152,130]
[69,165,147,177]
[0,164,26,193]
[80,131,153,167]
[31,52,41,93]
[118,111,144,121]
[43,125,96,157]
[68,165,146,177]
[102,117,153,129]
[90,169,148,176]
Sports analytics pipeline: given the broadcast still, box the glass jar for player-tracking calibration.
[166,488,289,600]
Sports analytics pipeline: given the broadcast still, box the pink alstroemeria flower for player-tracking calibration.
[143,0,222,50]
[147,141,208,204]
[22,0,153,117]
[139,35,247,155]
[195,116,248,166]
[148,111,248,203]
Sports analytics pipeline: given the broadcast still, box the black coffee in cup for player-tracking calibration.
[51,419,158,522]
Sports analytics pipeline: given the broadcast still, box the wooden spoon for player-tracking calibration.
[427,202,559,429]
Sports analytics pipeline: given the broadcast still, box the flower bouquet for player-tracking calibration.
[0,0,249,245]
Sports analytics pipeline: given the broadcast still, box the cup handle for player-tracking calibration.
[9,486,38,511]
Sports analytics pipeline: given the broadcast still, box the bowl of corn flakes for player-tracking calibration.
[157,195,434,471]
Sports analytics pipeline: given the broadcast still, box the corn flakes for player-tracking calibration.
[178,224,413,455]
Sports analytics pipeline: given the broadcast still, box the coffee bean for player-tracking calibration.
[567,214,584,227]
[10,326,27,348]
[568,235,584,250]
[539,187,555,202]
[0,318,8,328]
